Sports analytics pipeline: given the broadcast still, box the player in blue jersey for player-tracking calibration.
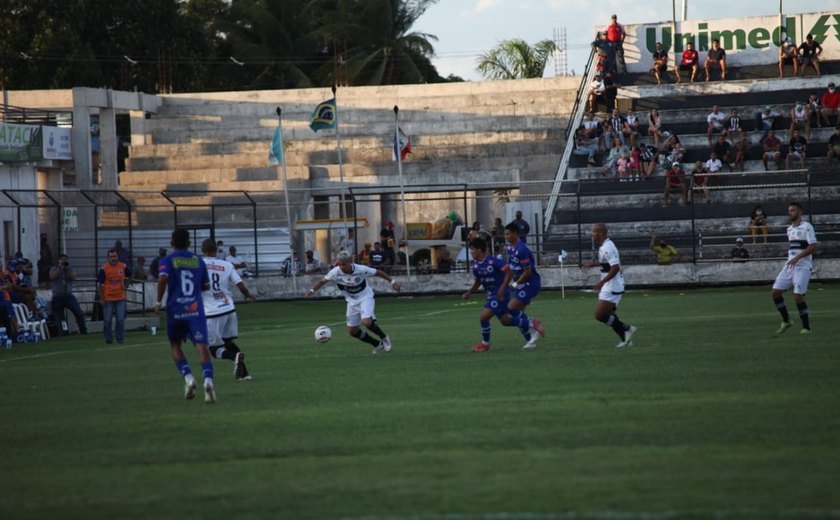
[499,223,544,349]
[154,229,215,403]
[462,237,511,352]
[588,222,636,347]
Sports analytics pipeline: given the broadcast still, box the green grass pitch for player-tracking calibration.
[1,285,839,519]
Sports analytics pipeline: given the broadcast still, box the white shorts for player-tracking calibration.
[207,312,239,347]
[346,296,376,327]
[598,289,623,306]
[772,264,811,295]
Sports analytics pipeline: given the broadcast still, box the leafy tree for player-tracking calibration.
[476,38,557,80]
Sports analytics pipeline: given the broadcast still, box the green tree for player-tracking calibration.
[476,38,557,80]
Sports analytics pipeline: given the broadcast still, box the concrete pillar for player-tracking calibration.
[129,110,147,146]
[71,106,92,189]
[99,107,118,189]
[476,190,494,229]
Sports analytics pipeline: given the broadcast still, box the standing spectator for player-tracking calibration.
[339,229,356,257]
[734,128,751,172]
[369,242,388,270]
[674,41,699,83]
[0,268,17,336]
[573,124,598,166]
[492,217,505,253]
[467,221,483,242]
[592,31,616,76]
[379,221,396,268]
[790,102,811,140]
[97,249,130,345]
[600,71,619,112]
[762,130,783,170]
[706,104,727,145]
[648,108,664,149]
[113,240,131,266]
[786,129,808,170]
[216,240,227,260]
[303,250,328,275]
[604,14,626,74]
[713,134,734,170]
[511,210,530,239]
[827,126,840,165]
[778,38,799,78]
[651,42,668,85]
[37,233,53,287]
[663,162,688,207]
[131,256,148,282]
[689,161,711,204]
[150,248,167,279]
[649,233,680,265]
[798,34,823,76]
[749,205,769,244]
[820,82,840,127]
[730,237,750,263]
[756,105,781,143]
[50,254,88,335]
[704,39,727,81]
[281,249,301,277]
[607,108,624,146]
[358,242,373,266]
[227,246,248,277]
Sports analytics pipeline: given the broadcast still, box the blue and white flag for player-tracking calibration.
[392,127,411,161]
[268,127,283,165]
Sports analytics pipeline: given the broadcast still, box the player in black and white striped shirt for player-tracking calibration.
[772,202,818,335]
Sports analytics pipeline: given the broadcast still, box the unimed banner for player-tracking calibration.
[617,11,840,73]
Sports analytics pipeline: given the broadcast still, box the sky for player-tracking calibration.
[413,0,840,81]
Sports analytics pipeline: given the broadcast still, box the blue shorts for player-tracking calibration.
[510,281,540,306]
[484,296,509,317]
[167,316,209,345]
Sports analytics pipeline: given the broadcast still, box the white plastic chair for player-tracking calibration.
[12,303,49,341]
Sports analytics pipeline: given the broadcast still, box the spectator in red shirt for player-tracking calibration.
[663,162,688,206]
[762,130,783,170]
[820,82,840,126]
[674,42,699,83]
[704,39,727,81]
[604,14,626,74]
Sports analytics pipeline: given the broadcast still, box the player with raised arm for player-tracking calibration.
[305,251,401,354]
[587,223,637,347]
[201,239,256,380]
[499,223,544,349]
[772,201,818,335]
[462,237,511,352]
[155,229,215,403]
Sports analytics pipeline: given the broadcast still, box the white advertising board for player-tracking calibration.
[42,126,72,160]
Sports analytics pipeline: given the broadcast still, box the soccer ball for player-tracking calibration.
[314,325,332,343]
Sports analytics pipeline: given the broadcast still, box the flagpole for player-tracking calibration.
[332,85,350,252]
[276,106,297,292]
[394,105,411,277]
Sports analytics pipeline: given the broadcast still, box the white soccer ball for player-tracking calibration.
[314,325,332,343]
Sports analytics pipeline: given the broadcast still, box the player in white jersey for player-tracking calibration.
[587,223,637,347]
[201,239,256,379]
[772,202,818,335]
[305,251,401,354]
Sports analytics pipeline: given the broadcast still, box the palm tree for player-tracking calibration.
[476,38,557,80]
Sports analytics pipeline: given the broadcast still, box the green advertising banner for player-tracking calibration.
[0,123,44,162]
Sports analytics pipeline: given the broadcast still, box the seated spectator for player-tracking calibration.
[616,155,630,180]
[778,38,799,78]
[798,33,822,76]
[666,142,685,166]
[572,124,598,166]
[734,128,751,171]
[820,82,840,127]
[358,242,373,266]
[227,246,249,277]
[281,249,301,277]
[674,41,699,83]
[638,143,658,178]
[587,76,606,114]
[303,250,328,275]
[149,247,166,279]
[601,71,618,111]
[808,91,827,128]
[582,111,605,151]
[827,125,840,165]
[588,71,617,113]
[661,131,680,154]
[647,108,664,149]
[467,221,484,243]
[705,150,723,174]
[622,108,640,147]
[628,145,641,180]
[603,137,629,177]
[130,256,148,282]
[790,102,811,139]
[649,233,680,265]
[762,130,783,170]
[600,119,618,149]
[785,128,808,169]
[712,134,734,170]
[749,205,769,244]
[651,42,668,85]
[707,104,727,145]
[10,259,41,317]
[663,162,688,207]
[436,247,453,274]
[689,160,711,204]
[369,242,388,270]
[730,237,750,263]
[756,105,781,143]
[704,39,726,81]
[216,240,227,260]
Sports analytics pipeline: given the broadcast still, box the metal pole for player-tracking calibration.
[332,85,349,237]
[690,188,697,264]
[393,105,411,277]
[576,182,583,268]
[244,191,259,278]
[277,107,297,291]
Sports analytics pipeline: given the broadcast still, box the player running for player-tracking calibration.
[462,237,512,352]
[588,222,637,347]
[155,229,215,403]
[201,239,256,380]
[305,250,401,354]
[772,201,818,335]
[499,223,544,349]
